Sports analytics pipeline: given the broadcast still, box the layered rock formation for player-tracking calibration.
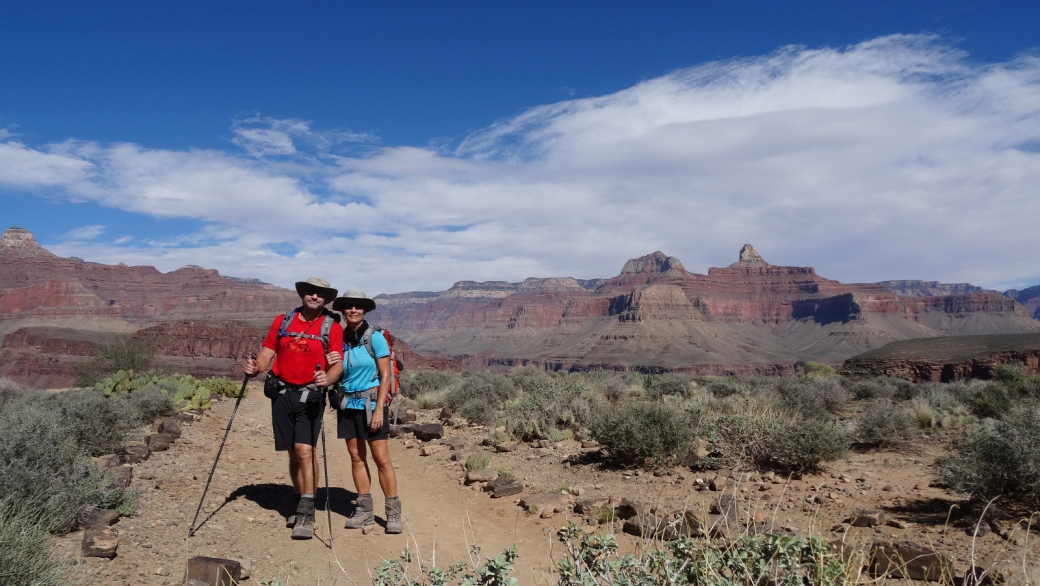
[1005,286,1040,320]
[840,334,1040,382]
[376,248,1040,373]
[0,227,299,338]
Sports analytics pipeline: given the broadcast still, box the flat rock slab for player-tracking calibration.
[124,443,150,464]
[92,454,122,471]
[443,437,466,451]
[100,465,133,491]
[871,540,953,582]
[519,493,563,510]
[397,410,417,423]
[495,441,520,452]
[574,496,610,515]
[412,423,444,442]
[465,469,498,484]
[420,444,447,456]
[185,556,243,586]
[156,417,182,438]
[484,477,523,498]
[82,526,119,558]
[146,433,175,452]
[78,508,120,530]
[851,508,885,527]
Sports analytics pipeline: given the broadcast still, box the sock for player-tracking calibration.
[297,495,315,514]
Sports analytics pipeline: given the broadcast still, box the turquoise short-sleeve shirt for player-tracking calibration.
[342,328,390,409]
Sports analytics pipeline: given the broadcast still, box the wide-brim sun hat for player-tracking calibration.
[332,289,377,313]
[294,276,338,301]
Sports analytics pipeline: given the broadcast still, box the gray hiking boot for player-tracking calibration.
[291,513,315,539]
[385,496,403,535]
[286,494,301,527]
[345,493,374,529]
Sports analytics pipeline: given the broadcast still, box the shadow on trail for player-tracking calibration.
[225,483,381,525]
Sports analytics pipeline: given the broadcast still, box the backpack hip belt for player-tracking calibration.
[341,386,380,425]
[266,373,321,404]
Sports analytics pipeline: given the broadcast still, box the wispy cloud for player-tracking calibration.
[3,35,1039,293]
[64,225,106,240]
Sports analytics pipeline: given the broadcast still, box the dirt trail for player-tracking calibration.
[59,383,1040,585]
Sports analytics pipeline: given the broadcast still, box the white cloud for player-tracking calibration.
[5,35,1040,293]
[64,225,106,240]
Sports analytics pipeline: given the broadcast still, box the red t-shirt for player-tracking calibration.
[262,311,344,386]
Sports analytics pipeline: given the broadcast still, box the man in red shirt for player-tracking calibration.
[244,276,344,540]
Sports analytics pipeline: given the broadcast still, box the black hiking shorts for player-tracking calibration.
[271,386,324,451]
[337,408,390,442]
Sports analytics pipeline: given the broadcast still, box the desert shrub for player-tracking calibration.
[646,374,690,399]
[589,401,693,467]
[401,370,459,398]
[803,361,838,378]
[854,400,916,447]
[121,385,178,423]
[499,377,600,441]
[775,377,847,418]
[444,372,517,425]
[506,366,553,394]
[938,405,1040,508]
[464,453,491,471]
[706,377,751,398]
[0,500,72,586]
[967,381,1015,419]
[43,390,138,457]
[844,377,899,400]
[760,416,848,471]
[595,375,631,404]
[554,523,849,586]
[73,336,155,387]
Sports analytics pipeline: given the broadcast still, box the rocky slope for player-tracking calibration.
[376,245,1040,373]
[840,333,1040,382]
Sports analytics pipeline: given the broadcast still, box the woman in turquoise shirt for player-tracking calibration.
[328,289,402,534]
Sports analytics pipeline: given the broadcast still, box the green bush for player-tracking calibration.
[0,500,71,586]
[93,369,160,396]
[760,416,848,471]
[595,375,632,404]
[590,401,693,467]
[803,361,838,378]
[854,400,916,447]
[200,376,244,398]
[73,336,155,387]
[706,377,751,398]
[937,405,1040,508]
[465,454,492,471]
[646,375,690,399]
[967,381,1014,419]
[844,377,899,400]
[444,372,517,425]
[775,377,847,418]
[401,370,460,398]
[499,377,600,441]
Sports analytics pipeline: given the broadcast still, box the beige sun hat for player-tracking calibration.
[294,276,338,301]
[332,289,377,313]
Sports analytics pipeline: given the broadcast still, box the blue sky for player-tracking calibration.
[1,2,1039,293]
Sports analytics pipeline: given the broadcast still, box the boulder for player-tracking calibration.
[124,443,150,464]
[420,444,447,456]
[484,477,523,498]
[709,475,728,492]
[519,493,562,511]
[102,465,133,490]
[146,433,175,452]
[173,412,196,424]
[850,508,885,527]
[622,513,665,538]
[184,556,243,586]
[78,508,120,530]
[495,441,520,452]
[870,540,954,582]
[156,417,182,438]
[573,496,611,516]
[616,497,644,520]
[438,407,454,420]
[82,526,119,558]
[443,437,467,451]
[92,454,122,471]
[397,410,417,424]
[465,469,498,484]
[412,423,444,442]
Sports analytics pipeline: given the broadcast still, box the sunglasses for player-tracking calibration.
[300,288,327,299]
[339,302,366,311]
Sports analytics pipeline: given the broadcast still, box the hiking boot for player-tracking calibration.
[286,494,301,527]
[345,493,374,529]
[385,496,403,535]
[291,513,315,539]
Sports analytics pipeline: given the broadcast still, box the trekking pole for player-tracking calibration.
[188,353,255,538]
[316,363,333,548]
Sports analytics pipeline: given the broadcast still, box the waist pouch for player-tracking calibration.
[337,386,379,424]
[264,373,322,404]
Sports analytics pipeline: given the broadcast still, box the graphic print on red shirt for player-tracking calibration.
[261,311,344,386]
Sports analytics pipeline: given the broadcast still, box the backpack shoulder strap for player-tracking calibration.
[277,308,300,338]
[319,311,335,353]
[362,326,382,360]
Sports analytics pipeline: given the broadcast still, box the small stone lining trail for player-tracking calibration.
[58,383,1040,585]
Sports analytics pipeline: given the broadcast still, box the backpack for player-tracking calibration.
[356,325,402,407]
[277,306,338,353]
